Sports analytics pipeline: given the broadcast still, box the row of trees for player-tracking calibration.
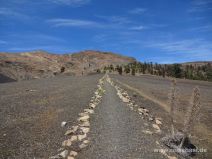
[101,62,212,81]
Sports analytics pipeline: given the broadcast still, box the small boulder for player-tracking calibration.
[61,121,67,127]
[69,151,78,157]
[59,150,69,158]
[78,115,89,122]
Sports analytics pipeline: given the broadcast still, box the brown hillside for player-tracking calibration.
[0,50,135,81]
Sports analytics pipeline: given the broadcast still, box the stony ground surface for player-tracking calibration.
[110,74,212,158]
[0,74,211,159]
[78,81,165,159]
[0,75,102,158]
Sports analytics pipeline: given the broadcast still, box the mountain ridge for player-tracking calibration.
[0,50,136,82]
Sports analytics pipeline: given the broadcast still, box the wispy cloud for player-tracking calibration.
[129,25,146,31]
[0,40,7,45]
[1,33,72,53]
[188,0,212,12]
[0,8,29,19]
[49,0,90,6]
[193,0,212,6]
[7,45,72,53]
[47,16,132,29]
[47,18,104,28]
[128,8,147,14]
[146,39,212,57]
[92,34,109,43]
[96,15,131,24]
[1,33,66,50]
[189,24,212,32]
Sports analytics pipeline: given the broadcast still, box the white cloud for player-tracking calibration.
[47,18,104,28]
[188,0,212,12]
[50,0,90,6]
[128,8,147,14]
[193,0,212,6]
[189,25,212,32]
[145,39,212,57]
[7,45,72,53]
[96,15,131,24]
[129,25,146,31]
[46,17,131,29]
[0,40,7,44]
[0,8,28,19]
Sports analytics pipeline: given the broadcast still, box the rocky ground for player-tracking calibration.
[0,74,102,158]
[78,78,165,159]
[110,74,212,158]
[0,74,211,159]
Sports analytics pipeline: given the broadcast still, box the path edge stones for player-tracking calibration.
[50,74,107,159]
[106,75,178,159]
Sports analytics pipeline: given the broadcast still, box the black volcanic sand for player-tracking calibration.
[0,74,102,158]
[111,74,211,159]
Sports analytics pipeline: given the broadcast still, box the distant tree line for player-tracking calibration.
[101,62,212,81]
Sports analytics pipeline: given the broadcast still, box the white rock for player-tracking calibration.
[70,135,78,142]
[89,103,96,109]
[155,119,162,125]
[138,108,144,113]
[152,124,160,130]
[78,133,87,141]
[83,140,90,144]
[152,124,161,133]
[79,112,88,117]
[144,109,149,113]
[61,121,67,127]
[84,109,94,114]
[149,117,154,121]
[69,151,78,157]
[65,126,78,135]
[79,143,87,149]
[122,97,130,103]
[144,112,149,116]
[168,156,178,159]
[59,150,69,158]
[142,130,153,135]
[62,139,72,147]
[80,127,90,134]
[80,121,90,127]
[78,115,89,122]
[50,155,60,159]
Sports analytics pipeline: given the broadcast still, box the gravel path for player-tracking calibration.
[78,81,165,159]
[110,74,212,158]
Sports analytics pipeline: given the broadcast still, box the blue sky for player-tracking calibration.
[0,0,212,63]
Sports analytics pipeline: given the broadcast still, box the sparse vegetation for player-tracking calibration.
[103,61,212,81]
[162,82,202,157]
[60,66,65,73]
[180,86,201,148]
[168,79,177,136]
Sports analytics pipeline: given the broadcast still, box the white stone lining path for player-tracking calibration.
[50,74,177,159]
[106,75,177,159]
[50,75,106,159]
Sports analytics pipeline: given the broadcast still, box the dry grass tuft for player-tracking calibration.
[180,86,201,147]
[168,79,178,136]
